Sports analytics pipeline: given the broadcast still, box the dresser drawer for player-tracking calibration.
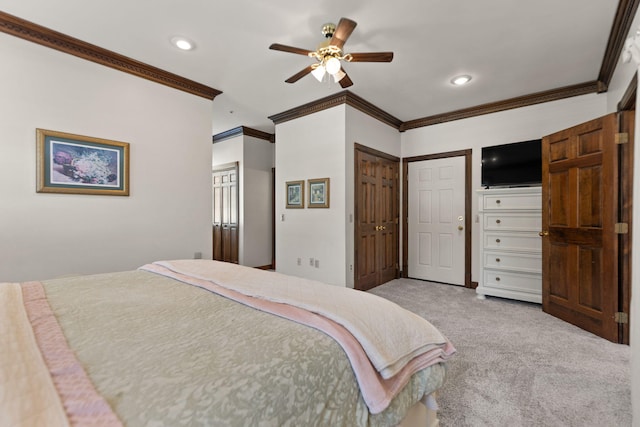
[484,213,541,231]
[483,193,541,211]
[484,232,541,252]
[483,251,541,273]
[483,270,541,294]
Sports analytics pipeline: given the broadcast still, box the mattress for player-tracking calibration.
[1,261,453,426]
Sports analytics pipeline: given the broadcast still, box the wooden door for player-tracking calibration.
[212,163,239,263]
[355,145,399,291]
[618,110,634,344]
[407,157,466,285]
[541,114,618,342]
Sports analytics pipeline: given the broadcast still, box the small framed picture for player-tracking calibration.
[286,180,304,208]
[36,128,130,196]
[308,178,330,208]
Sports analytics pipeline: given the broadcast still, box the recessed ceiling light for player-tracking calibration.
[171,36,195,51]
[451,75,472,86]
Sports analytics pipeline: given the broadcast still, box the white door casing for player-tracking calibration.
[408,157,465,285]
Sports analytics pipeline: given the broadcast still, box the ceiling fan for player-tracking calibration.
[269,17,394,88]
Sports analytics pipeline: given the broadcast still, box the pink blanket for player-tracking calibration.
[141,260,455,414]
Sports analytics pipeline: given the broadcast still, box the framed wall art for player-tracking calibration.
[285,180,304,208]
[308,177,330,208]
[36,128,130,196]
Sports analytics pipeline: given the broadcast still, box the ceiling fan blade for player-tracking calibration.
[285,65,315,83]
[269,43,313,56]
[339,71,353,88]
[330,18,357,49]
[348,52,394,62]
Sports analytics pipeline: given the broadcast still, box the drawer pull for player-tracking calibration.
[496,200,501,204]
[496,258,501,262]
[496,238,501,243]
[496,219,501,224]
[495,277,501,282]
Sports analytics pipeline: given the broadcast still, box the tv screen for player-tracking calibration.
[481,140,542,188]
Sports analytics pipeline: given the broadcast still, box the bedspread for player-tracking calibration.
[2,269,447,426]
[141,260,455,413]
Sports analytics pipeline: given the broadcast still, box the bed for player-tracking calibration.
[1,260,455,426]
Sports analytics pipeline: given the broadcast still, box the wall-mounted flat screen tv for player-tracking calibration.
[481,139,542,188]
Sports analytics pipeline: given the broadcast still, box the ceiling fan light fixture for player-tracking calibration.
[325,57,342,75]
[451,75,472,86]
[269,17,393,88]
[311,65,326,82]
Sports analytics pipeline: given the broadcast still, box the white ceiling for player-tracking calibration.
[0,0,620,135]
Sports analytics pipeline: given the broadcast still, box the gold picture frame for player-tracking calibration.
[36,128,130,196]
[308,177,330,208]
[285,180,304,208]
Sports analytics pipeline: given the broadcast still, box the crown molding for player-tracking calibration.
[213,126,275,143]
[400,81,601,131]
[598,0,640,88]
[269,81,602,133]
[0,11,222,100]
[269,90,403,130]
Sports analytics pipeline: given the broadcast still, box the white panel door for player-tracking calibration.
[408,157,465,285]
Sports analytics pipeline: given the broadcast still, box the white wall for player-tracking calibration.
[212,134,274,267]
[212,136,245,263]
[631,90,640,427]
[345,106,401,287]
[275,106,347,285]
[242,136,274,267]
[0,34,214,282]
[274,105,400,287]
[401,93,608,283]
[611,11,640,427]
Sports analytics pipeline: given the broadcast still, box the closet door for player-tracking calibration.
[541,114,618,342]
[354,145,399,291]
[212,163,239,263]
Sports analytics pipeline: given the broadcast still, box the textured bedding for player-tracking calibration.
[2,263,451,426]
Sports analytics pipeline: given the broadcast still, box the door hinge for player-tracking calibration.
[395,218,399,224]
[615,133,629,145]
[614,312,629,324]
[614,223,629,234]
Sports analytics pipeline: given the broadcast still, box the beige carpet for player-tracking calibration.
[368,279,631,427]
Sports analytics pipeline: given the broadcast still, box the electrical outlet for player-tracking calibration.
[193,252,202,259]
[297,258,301,266]
[314,259,319,268]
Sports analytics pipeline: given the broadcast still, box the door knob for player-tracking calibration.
[538,231,549,237]
[458,225,464,231]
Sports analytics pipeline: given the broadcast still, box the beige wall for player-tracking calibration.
[0,33,214,281]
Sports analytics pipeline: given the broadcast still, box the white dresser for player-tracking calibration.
[476,187,542,303]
